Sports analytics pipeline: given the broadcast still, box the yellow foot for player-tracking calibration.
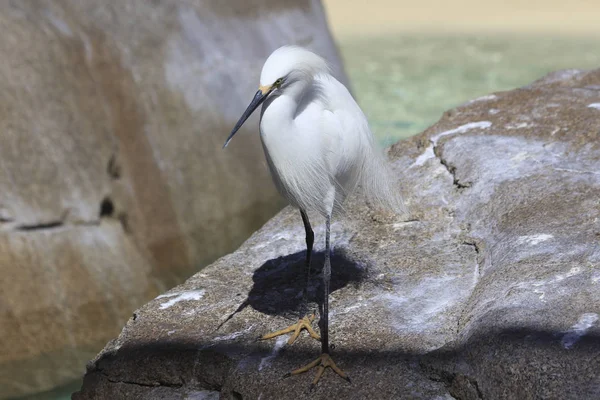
[258,314,320,345]
[284,353,351,389]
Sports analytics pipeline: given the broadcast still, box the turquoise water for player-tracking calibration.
[339,33,600,146]
[17,32,600,400]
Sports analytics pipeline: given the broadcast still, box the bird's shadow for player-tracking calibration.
[219,249,367,328]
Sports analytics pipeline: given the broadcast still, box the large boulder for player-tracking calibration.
[73,69,600,400]
[0,1,346,398]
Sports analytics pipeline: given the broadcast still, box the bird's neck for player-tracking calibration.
[284,78,311,101]
[261,78,314,124]
[260,94,296,136]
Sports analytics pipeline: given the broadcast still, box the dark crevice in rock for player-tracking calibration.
[100,197,115,218]
[433,143,471,190]
[15,219,102,231]
[0,198,128,234]
[462,241,480,255]
[15,209,69,231]
[13,207,103,231]
[461,240,482,276]
[104,375,184,389]
[16,220,64,231]
[98,196,131,235]
[439,158,471,190]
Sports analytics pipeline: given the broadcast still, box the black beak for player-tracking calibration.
[223,89,270,149]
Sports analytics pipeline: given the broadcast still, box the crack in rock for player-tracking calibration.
[461,240,482,276]
[14,209,71,231]
[14,219,102,231]
[96,364,186,390]
[433,144,472,190]
[425,121,492,191]
[455,238,485,335]
[4,193,132,234]
[103,375,184,389]
[424,368,484,400]
[16,220,66,231]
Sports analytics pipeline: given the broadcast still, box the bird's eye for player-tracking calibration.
[274,78,283,87]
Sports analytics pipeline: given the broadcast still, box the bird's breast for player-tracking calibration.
[258,99,336,213]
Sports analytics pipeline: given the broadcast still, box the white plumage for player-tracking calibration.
[258,45,404,217]
[224,45,404,387]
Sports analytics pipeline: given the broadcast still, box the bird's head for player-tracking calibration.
[223,46,330,148]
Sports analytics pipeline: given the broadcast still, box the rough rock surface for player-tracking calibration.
[0,1,346,398]
[74,69,600,400]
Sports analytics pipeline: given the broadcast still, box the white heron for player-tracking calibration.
[224,45,404,387]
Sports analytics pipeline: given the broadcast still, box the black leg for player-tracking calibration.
[282,214,350,385]
[321,214,331,354]
[256,210,320,346]
[300,210,314,297]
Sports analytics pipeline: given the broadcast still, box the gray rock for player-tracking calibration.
[0,0,346,398]
[74,69,600,400]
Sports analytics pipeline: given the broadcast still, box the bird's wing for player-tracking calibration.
[316,84,370,209]
[321,74,375,149]
[317,74,407,215]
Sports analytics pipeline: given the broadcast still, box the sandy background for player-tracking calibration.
[322,0,600,37]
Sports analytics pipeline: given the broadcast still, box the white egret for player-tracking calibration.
[224,45,404,387]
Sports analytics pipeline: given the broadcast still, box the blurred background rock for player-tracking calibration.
[2,0,600,399]
[0,1,345,398]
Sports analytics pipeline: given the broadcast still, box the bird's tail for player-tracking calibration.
[357,141,408,217]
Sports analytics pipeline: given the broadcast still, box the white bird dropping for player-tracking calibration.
[224,45,405,387]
